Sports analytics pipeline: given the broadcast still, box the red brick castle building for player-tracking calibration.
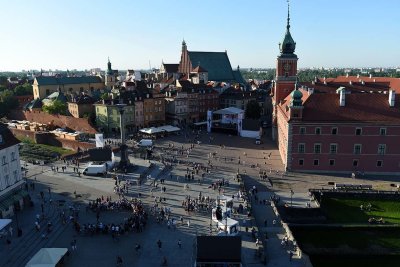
[273,4,400,175]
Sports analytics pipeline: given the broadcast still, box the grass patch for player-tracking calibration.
[293,227,400,251]
[19,143,73,162]
[311,255,400,267]
[321,198,400,224]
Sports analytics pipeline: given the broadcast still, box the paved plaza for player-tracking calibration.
[1,130,397,267]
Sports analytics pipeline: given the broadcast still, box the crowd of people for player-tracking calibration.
[77,198,147,237]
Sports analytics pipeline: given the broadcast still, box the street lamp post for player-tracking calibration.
[320,192,323,207]
[290,189,294,207]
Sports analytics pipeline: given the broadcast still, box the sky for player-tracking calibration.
[1,0,399,71]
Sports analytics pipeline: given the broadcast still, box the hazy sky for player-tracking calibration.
[1,0,399,71]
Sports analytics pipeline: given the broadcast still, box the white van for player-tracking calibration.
[83,162,112,176]
[137,139,153,147]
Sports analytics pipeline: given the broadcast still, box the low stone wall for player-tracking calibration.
[9,127,36,141]
[310,189,400,205]
[8,109,98,134]
[10,128,95,152]
[271,201,314,267]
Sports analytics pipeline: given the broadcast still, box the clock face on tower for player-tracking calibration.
[283,63,291,72]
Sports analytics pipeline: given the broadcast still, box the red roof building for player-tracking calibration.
[273,7,400,175]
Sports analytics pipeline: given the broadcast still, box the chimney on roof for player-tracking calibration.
[373,79,376,82]
[349,81,352,85]
[308,88,314,95]
[339,89,346,107]
[389,90,395,107]
[361,80,365,85]
[324,81,327,85]
[370,74,373,79]
[346,73,349,78]
[357,74,360,78]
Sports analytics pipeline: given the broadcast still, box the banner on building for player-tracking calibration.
[237,113,243,136]
[207,110,213,133]
[95,134,104,148]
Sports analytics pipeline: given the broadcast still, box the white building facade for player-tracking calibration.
[0,124,25,218]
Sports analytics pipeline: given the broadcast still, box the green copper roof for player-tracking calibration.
[290,89,303,107]
[232,70,246,85]
[188,51,235,81]
[280,0,296,55]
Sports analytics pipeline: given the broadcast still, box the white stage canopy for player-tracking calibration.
[213,107,244,115]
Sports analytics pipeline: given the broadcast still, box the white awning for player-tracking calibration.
[0,219,12,231]
[139,127,164,134]
[158,125,180,132]
[25,248,68,267]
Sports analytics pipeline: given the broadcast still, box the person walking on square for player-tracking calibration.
[135,243,141,254]
[157,239,162,250]
[178,239,182,248]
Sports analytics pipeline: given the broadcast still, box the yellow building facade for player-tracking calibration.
[33,76,104,99]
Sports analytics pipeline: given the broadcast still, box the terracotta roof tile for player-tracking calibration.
[301,93,400,123]
[328,76,400,92]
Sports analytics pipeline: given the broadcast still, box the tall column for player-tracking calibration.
[117,104,129,170]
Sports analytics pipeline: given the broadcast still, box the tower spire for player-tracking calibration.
[287,0,290,30]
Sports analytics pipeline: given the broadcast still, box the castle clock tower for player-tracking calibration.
[272,0,298,140]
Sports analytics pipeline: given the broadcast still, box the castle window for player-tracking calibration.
[378,144,386,155]
[314,143,321,154]
[354,144,362,155]
[330,144,337,154]
[298,143,305,153]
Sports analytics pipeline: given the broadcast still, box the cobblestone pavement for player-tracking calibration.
[2,131,398,267]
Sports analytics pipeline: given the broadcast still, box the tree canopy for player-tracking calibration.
[245,100,261,119]
[14,83,33,96]
[0,90,18,117]
[42,100,67,115]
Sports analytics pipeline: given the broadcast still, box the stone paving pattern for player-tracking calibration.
[1,131,395,267]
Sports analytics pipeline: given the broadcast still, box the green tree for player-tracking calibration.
[245,100,261,119]
[0,76,7,87]
[14,83,33,96]
[0,90,18,117]
[42,100,67,115]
